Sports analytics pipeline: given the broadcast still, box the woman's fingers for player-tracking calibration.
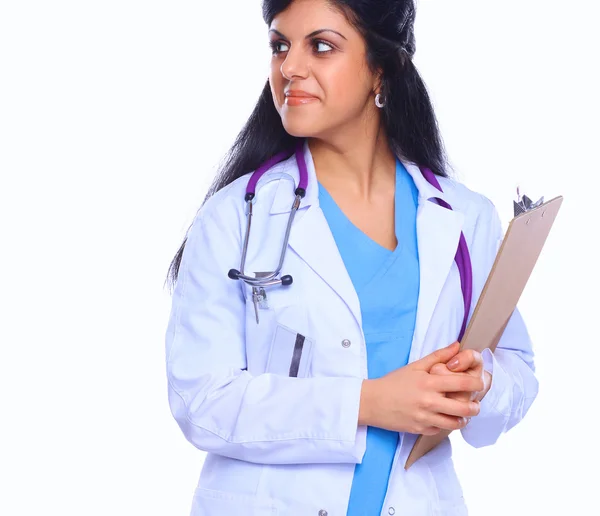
[430,396,480,418]
[430,372,484,393]
[430,363,479,401]
[426,412,471,432]
[429,362,450,376]
[447,349,483,373]
[414,341,460,372]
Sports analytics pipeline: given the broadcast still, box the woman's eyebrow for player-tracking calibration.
[268,28,347,41]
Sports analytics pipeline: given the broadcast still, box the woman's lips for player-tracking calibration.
[284,92,319,106]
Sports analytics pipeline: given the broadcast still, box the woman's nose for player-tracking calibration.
[280,47,309,81]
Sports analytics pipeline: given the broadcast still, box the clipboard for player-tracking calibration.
[404,195,564,470]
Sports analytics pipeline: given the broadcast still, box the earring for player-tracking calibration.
[375,93,386,108]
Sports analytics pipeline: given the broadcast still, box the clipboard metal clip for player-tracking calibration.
[514,186,544,217]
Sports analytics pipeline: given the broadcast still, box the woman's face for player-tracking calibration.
[268,0,378,139]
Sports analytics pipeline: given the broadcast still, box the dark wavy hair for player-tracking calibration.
[166,0,447,290]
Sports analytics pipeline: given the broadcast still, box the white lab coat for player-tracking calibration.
[165,140,538,516]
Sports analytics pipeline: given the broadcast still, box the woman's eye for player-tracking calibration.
[314,40,334,53]
[270,39,333,55]
[270,41,289,54]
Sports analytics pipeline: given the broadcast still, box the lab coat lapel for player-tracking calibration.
[287,205,363,329]
[409,198,465,362]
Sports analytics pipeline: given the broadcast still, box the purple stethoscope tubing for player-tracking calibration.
[230,139,472,342]
[245,140,309,197]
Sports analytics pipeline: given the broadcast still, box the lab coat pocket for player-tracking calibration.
[191,487,278,516]
[422,440,467,515]
[266,323,314,377]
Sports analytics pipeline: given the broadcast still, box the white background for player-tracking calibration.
[1,1,598,514]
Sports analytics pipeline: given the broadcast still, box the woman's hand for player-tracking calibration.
[430,345,493,406]
[359,342,483,435]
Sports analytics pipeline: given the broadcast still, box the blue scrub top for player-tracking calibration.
[318,158,420,516]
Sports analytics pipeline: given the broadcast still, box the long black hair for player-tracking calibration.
[166,0,447,290]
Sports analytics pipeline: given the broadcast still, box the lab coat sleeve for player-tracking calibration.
[165,203,366,465]
[460,198,540,448]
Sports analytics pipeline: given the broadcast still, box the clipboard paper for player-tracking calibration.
[404,195,563,470]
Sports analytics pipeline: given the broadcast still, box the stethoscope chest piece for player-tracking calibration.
[229,268,294,324]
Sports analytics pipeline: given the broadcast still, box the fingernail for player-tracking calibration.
[448,358,459,370]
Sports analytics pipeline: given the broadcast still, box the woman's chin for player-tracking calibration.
[281,117,322,138]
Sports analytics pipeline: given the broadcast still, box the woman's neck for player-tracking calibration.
[307,128,397,202]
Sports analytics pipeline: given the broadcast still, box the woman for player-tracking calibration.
[165,0,538,514]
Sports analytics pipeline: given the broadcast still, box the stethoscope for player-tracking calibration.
[229,139,473,342]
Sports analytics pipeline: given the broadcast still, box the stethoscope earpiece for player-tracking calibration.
[280,275,293,286]
[228,269,241,280]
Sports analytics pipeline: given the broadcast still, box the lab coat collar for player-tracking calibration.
[269,140,318,215]
[266,139,463,347]
[268,139,450,215]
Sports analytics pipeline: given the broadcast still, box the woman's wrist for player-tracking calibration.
[358,379,377,427]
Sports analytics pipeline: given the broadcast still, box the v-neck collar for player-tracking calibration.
[318,158,410,256]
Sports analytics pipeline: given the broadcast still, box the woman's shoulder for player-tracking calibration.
[191,156,294,229]
[437,175,498,226]
[436,175,505,258]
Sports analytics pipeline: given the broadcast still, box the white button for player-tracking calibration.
[342,339,351,348]
[318,511,328,516]
[388,507,395,515]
